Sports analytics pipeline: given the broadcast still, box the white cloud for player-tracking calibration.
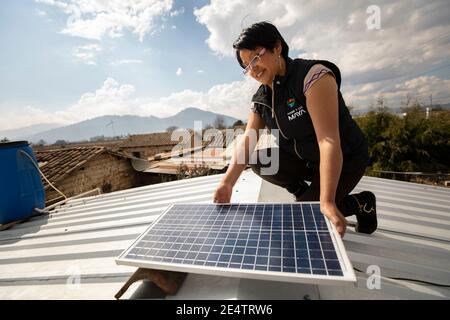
[35,0,173,42]
[176,67,183,76]
[62,78,137,120]
[6,71,448,131]
[0,78,138,130]
[197,70,205,74]
[170,7,185,17]
[343,75,450,109]
[146,76,259,119]
[110,59,143,66]
[194,0,450,108]
[35,9,47,17]
[1,76,259,130]
[195,1,450,73]
[380,75,450,107]
[73,44,102,65]
[0,105,58,131]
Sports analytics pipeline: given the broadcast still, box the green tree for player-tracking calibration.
[166,125,179,132]
[232,120,245,128]
[54,139,68,146]
[356,97,450,175]
[213,115,226,130]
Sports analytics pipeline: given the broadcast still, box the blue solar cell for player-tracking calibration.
[309,250,323,259]
[283,266,296,273]
[219,254,231,262]
[308,241,321,250]
[201,245,212,252]
[311,259,325,269]
[312,269,327,275]
[225,239,236,246]
[243,256,256,264]
[270,257,281,266]
[270,248,282,256]
[326,260,341,270]
[196,253,208,260]
[256,256,268,264]
[236,240,246,246]
[283,258,295,267]
[186,252,197,259]
[234,247,245,254]
[222,246,233,254]
[121,203,345,281]
[297,259,310,268]
[328,270,343,276]
[231,255,243,263]
[321,242,335,250]
[269,266,281,272]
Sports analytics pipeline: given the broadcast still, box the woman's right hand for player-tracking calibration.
[213,182,233,203]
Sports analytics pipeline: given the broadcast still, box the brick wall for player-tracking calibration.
[45,153,137,203]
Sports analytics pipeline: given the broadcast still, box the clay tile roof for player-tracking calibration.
[119,132,181,148]
[35,146,107,188]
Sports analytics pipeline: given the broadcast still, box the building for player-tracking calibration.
[35,146,138,205]
[116,132,192,159]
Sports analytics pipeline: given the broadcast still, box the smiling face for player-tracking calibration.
[239,42,284,86]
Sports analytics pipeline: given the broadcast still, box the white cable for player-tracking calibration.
[18,149,68,200]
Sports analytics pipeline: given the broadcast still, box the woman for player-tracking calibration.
[213,21,377,237]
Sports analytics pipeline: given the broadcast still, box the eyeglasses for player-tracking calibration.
[243,48,266,75]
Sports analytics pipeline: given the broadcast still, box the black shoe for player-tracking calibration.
[293,180,309,201]
[353,191,378,234]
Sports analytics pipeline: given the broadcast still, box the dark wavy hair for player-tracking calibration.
[232,21,289,69]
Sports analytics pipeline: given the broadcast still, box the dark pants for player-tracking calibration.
[249,148,365,217]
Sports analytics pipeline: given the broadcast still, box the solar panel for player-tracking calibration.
[116,203,356,285]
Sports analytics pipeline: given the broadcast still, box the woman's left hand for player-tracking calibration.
[320,202,347,238]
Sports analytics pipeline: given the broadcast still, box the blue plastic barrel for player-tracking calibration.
[0,141,45,224]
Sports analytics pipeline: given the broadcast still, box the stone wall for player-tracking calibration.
[45,153,137,204]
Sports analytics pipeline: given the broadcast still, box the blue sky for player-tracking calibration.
[0,0,449,130]
[0,1,239,111]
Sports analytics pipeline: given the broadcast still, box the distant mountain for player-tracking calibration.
[20,107,240,144]
[0,123,63,141]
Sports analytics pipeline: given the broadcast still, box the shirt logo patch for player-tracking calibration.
[286,98,306,121]
[287,98,296,108]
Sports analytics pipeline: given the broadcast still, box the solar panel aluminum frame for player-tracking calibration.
[116,203,357,286]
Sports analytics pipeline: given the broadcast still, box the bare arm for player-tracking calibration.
[213,111,265,203]
[305,73,346,236]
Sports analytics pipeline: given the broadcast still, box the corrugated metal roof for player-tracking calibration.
[0,171,449,299]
